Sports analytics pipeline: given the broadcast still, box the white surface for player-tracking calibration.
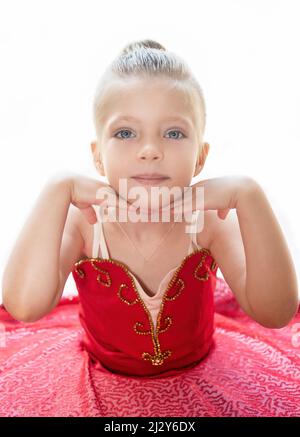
[0,0,299,305]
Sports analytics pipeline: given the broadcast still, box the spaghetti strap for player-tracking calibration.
[92,205,110,259]
[189,210,202,251]
[92,206,100,258]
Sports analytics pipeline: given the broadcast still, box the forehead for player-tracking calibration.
[100,77,198,127]
[106,114,194,130]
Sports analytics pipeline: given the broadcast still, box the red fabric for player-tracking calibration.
[0,250,300,416]
[72,249,217,378]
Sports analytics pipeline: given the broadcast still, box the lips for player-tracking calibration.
[131,176,169,186]
[131,173,169,179]
[131,172,170,186]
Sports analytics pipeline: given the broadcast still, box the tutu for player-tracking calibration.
[2,206,300,417]
[1,276,300,417]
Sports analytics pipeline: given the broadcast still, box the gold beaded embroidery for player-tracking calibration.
[165,278,185,301]
[211,260,217,271]
[91,261,112,287]
[75,267,85,278]
[134,321,152,335]
[73,248,216,367]
[142,334,172,366]
[142,349,172,366]
[118,283,139,306]
[194,248,211,282]
[157,316,172,334]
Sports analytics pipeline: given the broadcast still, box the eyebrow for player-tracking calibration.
[107,115,193,129]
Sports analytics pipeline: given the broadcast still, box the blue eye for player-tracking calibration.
[166,130,185,140]
[114,129,186,140]
[114,129,134,139]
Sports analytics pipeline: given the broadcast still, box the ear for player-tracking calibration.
[90,140,105,176]
[90,141,97,155]
[193,142,210,177]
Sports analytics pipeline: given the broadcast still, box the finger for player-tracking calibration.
[95,187,136,213]
[217,208,230,220]
[80,206,97,225]
[94,186,117,205]
[100,200,138,219]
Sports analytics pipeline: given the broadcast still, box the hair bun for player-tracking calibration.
[121,39,166,55]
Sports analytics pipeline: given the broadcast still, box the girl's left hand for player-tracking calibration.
[164,175,256,220]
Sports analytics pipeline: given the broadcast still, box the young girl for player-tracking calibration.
[1,39,300,417]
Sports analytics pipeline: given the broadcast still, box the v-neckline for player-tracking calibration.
[128,260,188,300]
[74,248,210,304]
[101,230,198,300]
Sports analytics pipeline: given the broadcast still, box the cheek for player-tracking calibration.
[106,141,132,161]
[172,157,198,187]
[103,154,131,189]
[170,151,195,173]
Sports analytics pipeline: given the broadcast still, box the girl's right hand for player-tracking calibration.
[67,173,113,225]
[60,173,134,225]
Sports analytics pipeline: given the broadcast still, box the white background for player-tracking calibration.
[0,0,299,303]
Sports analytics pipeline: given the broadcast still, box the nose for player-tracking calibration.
[137,143,163,161]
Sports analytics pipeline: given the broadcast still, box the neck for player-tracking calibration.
[114,209,184,243]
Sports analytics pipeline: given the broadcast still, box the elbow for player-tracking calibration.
[261,319,294,330]
[3,293,59,323]
[14,314,40,323]
[272,311,299,329]
[246,286,300,329]
[2,293,41,323]
[1,284,31,322]
[258,302,300,329]
[15,311,41,323]
[2,303,40,323]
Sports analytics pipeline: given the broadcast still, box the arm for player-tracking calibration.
[1,177,84,322]
[208,180,299,328]
[236,179,299,327]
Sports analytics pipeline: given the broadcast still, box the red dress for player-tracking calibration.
[1,206,300,417]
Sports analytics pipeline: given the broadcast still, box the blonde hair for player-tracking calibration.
[92,39,206,143]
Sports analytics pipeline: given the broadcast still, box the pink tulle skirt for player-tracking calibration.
[1,277,300,417]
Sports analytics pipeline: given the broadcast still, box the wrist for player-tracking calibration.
[46,172,74,201]
[236,177,262,210]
